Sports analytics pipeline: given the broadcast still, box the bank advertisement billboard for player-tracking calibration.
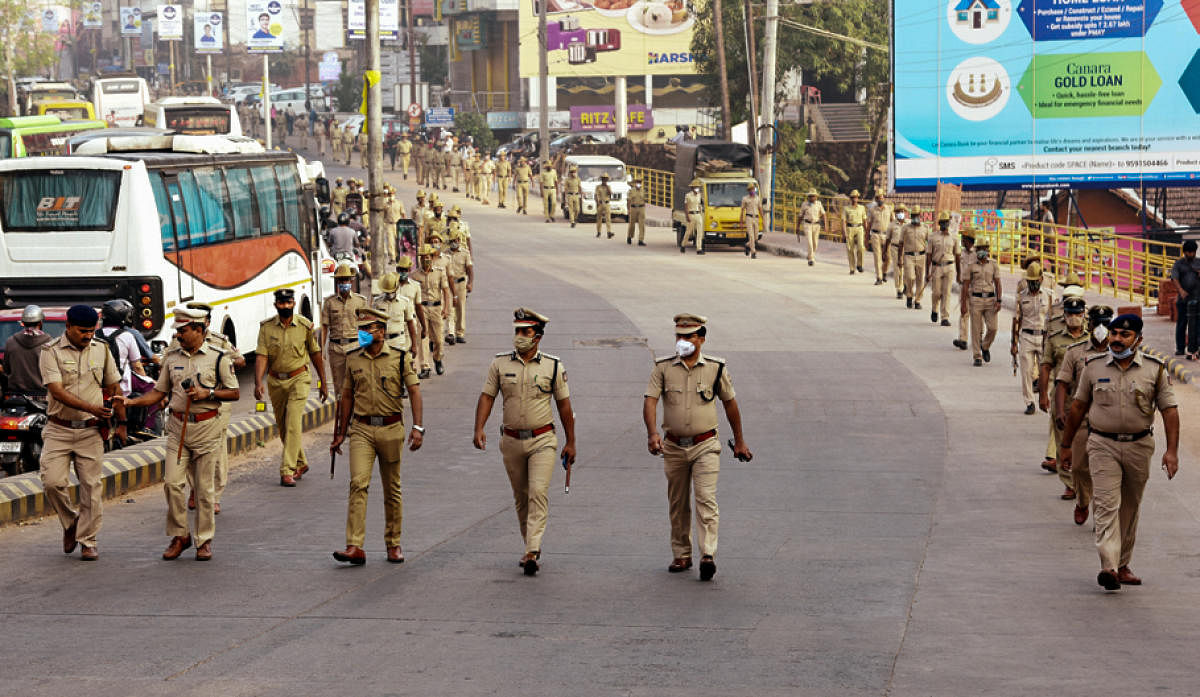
[246,0,286,52]
[892,0,1200,189]
[518,0,701,77]
[195,12,223,53]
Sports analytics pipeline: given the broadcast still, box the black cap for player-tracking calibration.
[1109,313,1143,333]
[274,288,295,302]
[1063,297,1086,314]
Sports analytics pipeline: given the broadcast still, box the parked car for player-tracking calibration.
[258,86,328,118]
[560,154,630,221]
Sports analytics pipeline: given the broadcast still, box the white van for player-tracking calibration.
[143,96,242,136]
[561,154,630,220]
[259,86,327,118]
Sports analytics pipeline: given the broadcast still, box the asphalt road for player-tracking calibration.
[1,158,1198,696]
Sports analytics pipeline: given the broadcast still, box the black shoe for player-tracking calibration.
[808,259,814,266]
[435,360,444,375]
[1097,569,1121,591]
[456,336,466,344]
[638,241,646,246]
[627,238,632,245]
[849,269,855,275]
[953,339,968,350]
[913,302,922,310]
[906,298,913,308]
[973,358,983,367]
[750,253,756,259]
[679,246,685,253]
[874,279,884,285]
[523,552,540,576]
[418,368,431,379]
[699,556,716,581]
[698,250,706,255]
[607,233,614,239]
[744,247,749,256]
[897,291,903,299]
[856,266,864,273]
[982,349,991,363]
[599,232,603,239]
[1025,403,1036,415]
[571,222,576,228]
[931,311,938,323]
[941,319,951,327]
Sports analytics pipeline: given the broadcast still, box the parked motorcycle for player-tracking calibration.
[0,394,46,477]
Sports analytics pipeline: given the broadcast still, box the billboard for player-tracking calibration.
[569,104,652,130]
[158,4,183,40]
[348,0,399,39]
[120,7,142,36]
[893,0,1200,190]
[195,12,223,53]
[82,2,103,28]
[518,0,701,77]
[246,0,285,52]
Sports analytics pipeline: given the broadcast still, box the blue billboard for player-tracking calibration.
[892,0,1200,190]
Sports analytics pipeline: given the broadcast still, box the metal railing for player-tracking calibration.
[626,165,674,210]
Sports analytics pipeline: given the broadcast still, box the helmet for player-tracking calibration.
[1062,284,1084,299]
[20,304,44,324]
[1089,304,1114,326]
[849,189,861,197]
[337,212,350,225]
[334,263,356,279]
[690,178,702,187]
[1024,261,1042,280]
[937,210,951,222]
[909,205,922,215]
[894,203,908,212]
[379,273,400,294]
[101,298,134,326]
[1059,271,1082,287]
[396,256,413,270]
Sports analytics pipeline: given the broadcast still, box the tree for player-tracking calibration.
[453,111,495,151]
[0,0,58,115]
[333,70,363,112]
[418,40,446,87]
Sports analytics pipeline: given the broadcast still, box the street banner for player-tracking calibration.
[517,0,701,77]
[246,0,285,53]
[195,12,223,53]
[82,2,103,28]
[120,7,142,36]
[348,0,400,40]
[569,104,653,131]
[158,4,183,40]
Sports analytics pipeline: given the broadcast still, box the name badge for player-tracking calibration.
[1097,378,1111,383]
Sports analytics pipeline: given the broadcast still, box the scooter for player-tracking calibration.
[0,394,47,477]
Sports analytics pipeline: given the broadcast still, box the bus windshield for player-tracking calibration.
[101,80,143,94]
[706,182,748,208]
[0,170,121,231]
[578,164,625,182]
[165,108,231,134]
[43,107,91,121]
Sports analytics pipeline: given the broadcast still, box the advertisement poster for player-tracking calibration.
[893,0,1200,189]
[517,0,702,76]
[120,7,142,36]
[82,2,103,28]
[40,6,60,33]
[569,104,653,130]
[347,0,399,39]
[246,0,285,52]
[195,12,223,53]
[157,4,183,40]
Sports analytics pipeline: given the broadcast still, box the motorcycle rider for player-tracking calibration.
[2,305,53,396]
[329,213,358,262]
[98,299,146,399]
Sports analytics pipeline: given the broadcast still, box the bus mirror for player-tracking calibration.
[315,177,330,204]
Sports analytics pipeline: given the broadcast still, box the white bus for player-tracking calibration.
[92,76,150,127]
[0,137,333,354]
[143,97,243,137]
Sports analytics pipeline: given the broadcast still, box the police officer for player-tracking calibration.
[925,211,960,325]
[627,175,647,245]
[1041,296,1091,500]
[481,155,496,204]
[496,153,512,209]
[682,179,704,254]
[321,264,369,401]
[398,133,412,179]
[412,244,451,378]
[841,190,867,274]
[3,304,53,396]
[797,189,825,266]
[953,228,974,348]
[330,308,424,566]
[1013,261,1054,415]
[446,236,473,345]
[961,239,1002,366]
[255,289,329,486]
[866,189,893,285]
[514,157,532,214]
[450,146,464,192]
[331,127,345,164]
[740,183,763,260]
[128,307,239,561]
[563,165,582,228]
[375,272,420,352]
[331,177,348,217]
[900,209,928,309]
[1061,314,1180,591]
[595,172,613,239]
[539,161,558,222]
[473,308,576,576]
[888,204,909,297]
[39,304,124,561]
[395,256,426,371]
[414,140,427,185]
[644,314,751,581]
[1054,304,1113,526]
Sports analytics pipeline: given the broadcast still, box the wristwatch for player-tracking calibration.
[412,425,425,433]
[208,388,216,401]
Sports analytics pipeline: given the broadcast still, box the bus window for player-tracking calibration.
[0,134,9,159]
[150,174,177,252]
[225,167,258,238]
[191,167,233,244]
[249,166,282,233]
[274,164,301,234]
[164,179,191,249]
[0,170,121,231]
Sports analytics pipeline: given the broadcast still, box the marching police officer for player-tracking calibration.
[563,165,582,228]
[841,190,867,274]
[330,308,424,566]
[595,172,613,239]
[1013,261,1054,415]
[321,264,369,401]
[682,179,704,254]
[473,308,576,576]
[797,189,824,266]
[740,183,763,259]
[900,209,928,309]
[1041,296,1091,500]
[398,133,412,179]
[446,237,473,344]
[961,239,1002,366]
[540,161,558,222]
[890,205,913,299]
[514,157,532,214]
[374,272,420,353]
[627,175,647,245]
[953,228,974,348]
[1061,314,1180,591]
[925,212,960,325]
[331,177,348,217]
[496,153,512,209]
[644,314,751,581]
[412,244,451,378]
[866,189,893,285]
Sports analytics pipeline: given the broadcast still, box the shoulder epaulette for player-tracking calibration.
[655,355,676,363]
[495,351,512,358]
[704,354,727,364]
[208,329,230,343]
[1085,353,1108,364]
[1066,338,1089,350]
[296,315,313,327]
[259,316,275,325]
[540,352,561,361]
[346,345,364,356]
[1143,352,1165,366]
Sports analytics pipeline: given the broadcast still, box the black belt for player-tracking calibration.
[972,292,996,298]
[422,301,441,306]
[332,337,358,344]
[356,414,404,426]
[1090,427,1152,443]
[665,429,717,447]
[387,333,400,339]
[904,251,925,256]
[455,276,467,283]
[1021,328,1043,335]
[630,204,644,208]
[845,224,863,228]
[933,261,955,266]
[502,423,554,439]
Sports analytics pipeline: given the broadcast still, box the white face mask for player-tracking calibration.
[675,339,696,357]
[1065,315,1085,329]
[895,213,906,221]
[1092,324,1109,343]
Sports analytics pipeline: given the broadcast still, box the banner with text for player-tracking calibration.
[195,12,223,53]
[348,0,399,40]
[246,0,286,52]
[120,7,142,36]
[157,4,183,40]
[569,104,652,131]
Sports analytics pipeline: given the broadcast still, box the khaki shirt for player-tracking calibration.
[448,247,473,281]
[867,202,893,234]
[564,175,581,194]
[900,222,928,254]
[842,203,867,227]
[482,160,495,176]
[156,340,237,414]
[331,186,348,207]
[372,294,417,350]
[345,345,419,417]
[965,258,1001,295]
[1016,286,1053,333]
[413,265,449,304]
[540,168,557,189]
[741,194,762,217]
[450,150,463,168]
[40,336,121,420]
[1042,330,1087,372]
[645,352,735,437]
[1073,351,1177,433]
[321,293,369,341]
[397,279,422,313]
[595,183,612,205]
[482,351,569,430]
[927,231,960,265]
[398,140,412,155]
[887,220,905,247]
[685,190,702,214]
[628,187,646,207]
[384,199,406,224]
[256,315,318,374]
[496,160,512,177]
[800,199,825,224]
[515,164,532,183]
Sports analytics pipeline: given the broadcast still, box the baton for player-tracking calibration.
[727,438,752,462]
[330,449,336,479]
[562,452,571,494]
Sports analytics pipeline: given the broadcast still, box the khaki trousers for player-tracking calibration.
[401,154,410,177]
[845,225,865,268]
[543,187,556,219]
[684,213,703,251]
[346,420,405,548]
[40,423,104,547]
[628,207,646,241]
[870,233,887,280]
[451,278,468,338]
[268,372,311,476]
[596,204,612,236]
[803,222,820,260]
[188,407,232,499]
[903,253,926,300]
[516,182,530,211]
[1088,433,1153,570]
[500,431,557,555]
[164,415,221,545]
[1048,407,1071,490]
[1070,422,1093,509]
[930,263,955,316]
[969,298,998,360]
[497,176,510,206]
[1046,411,1059,461]
[328,343,352,398]
[566,193,580,223]
[958,301,970,342]
[743,214,759,254]
[423,307,445,364]
[1018,334,1042,406]
[890,244,905,291]
[663,437,721,559]
[453,167,462,190]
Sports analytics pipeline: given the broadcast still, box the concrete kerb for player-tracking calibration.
[0,397,335,526]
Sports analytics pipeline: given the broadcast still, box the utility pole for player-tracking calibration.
[263,56,272,148]
[760,0,778,207]
[367,0,387,276]
[614,76,626,139]
[303,0,312,111]
[537,0,548,162]
[714,0,731,139]
[406,0,417,112]
[743,0,760,188]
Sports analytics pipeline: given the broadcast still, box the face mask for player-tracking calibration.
[676,339,696,357]
[1092,324,1109,343]
[1028,282,1040,293]
[1065,315,1084,329]
[357,329,374,348]
[1109,336,1137,359]
[513,335,536,353]
[277,306,293,319]
[397,272,409,282]
[976,250,988,260]
[895,213,906,221]
[337,283,351,294]
[449,244,460,252]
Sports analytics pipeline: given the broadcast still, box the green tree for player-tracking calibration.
[418,40,446,87]
[333,70,363,112]
[453,111,495,151]
[0,0,57,115]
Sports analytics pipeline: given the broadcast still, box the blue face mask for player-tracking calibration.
[358,329,374,347]
[338,283,352,294]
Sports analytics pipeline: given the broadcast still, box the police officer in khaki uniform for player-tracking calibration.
[1061,314,1180,591]
[446,236,473,344]
[1013,261,1054,415]
[682,179,704,254]
[953,229,974,348]
[127,308,239,561]
[255,289,329,486]
[627,176,647,245]
[1041,296,1091,500]
[797,189,825,266]
[412,244,451,378]
[331,127,344,163]
[473,308,576,576]
[866,189,893,285]
[450,146,464,192]
[321,263,369,399]
[539,161,558,222]
[889,205,912,298]
[414,141,427,185]
[644,314,751,581]
[331,177,348,217]
[595,172,614,239]
[740,183,763,259]
[481,156,496,204]
[899,210,928,309]
[496,153,512,208]
[841,190,867,274]
[1054,304,1113,526]
[374,272,420,352]
[39,304,124,561]
[961,239,1002,366]
[514,157,532,214]
[563,165,582,227]
[925,212,960,325]
[330,308,424,566]
[398,133,412,179]
[395,256,426,368]
[1038,282,1086,469]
